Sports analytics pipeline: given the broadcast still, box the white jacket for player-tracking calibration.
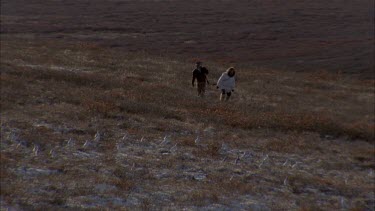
[217,72,235,92]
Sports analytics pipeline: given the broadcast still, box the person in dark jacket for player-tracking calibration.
[192,61,209,97]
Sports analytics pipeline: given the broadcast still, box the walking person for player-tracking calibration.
[216,67,236,101]
[192,61,209,97]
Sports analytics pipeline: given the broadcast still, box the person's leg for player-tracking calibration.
[197,83,202,96]
[200,83,206,97]
[220,89,226,101]
[198,82,205,97]
[226,91,231,101]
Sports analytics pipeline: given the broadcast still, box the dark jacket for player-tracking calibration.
[192,67,209,85]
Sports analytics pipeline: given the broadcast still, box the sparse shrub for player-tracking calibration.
[264,136,312,153]
[141,198,152,210]
[298,204,324,211]
[189,190,219,206]
[113,179,135,191]
[177,137,196,147]
[205,141,221,157]
[82,98,118,117]
[306,69,341,82]
[50,197,66,206]
[192,140,221,158]
[112,168,136,191]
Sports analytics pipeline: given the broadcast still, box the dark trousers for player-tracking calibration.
[221,89,232,96]
[220,89,231,101]
[197,82,206,97]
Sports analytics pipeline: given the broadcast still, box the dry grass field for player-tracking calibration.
[1,37,374,210]
[1,0,374,210]
[1,0,374,77]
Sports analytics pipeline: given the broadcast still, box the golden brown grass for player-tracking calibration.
[2,37,373,141]
[1,36,374,210]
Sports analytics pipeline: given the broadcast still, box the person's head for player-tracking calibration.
[196,61,202,68]
[227,67,235,77]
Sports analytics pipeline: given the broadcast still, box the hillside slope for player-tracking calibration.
[1,37,374,210]
[1,0,374,77]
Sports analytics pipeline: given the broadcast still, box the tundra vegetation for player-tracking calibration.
[1,37,374,210]
[1,0,374,209]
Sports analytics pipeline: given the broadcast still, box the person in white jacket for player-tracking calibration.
[216,67,236,101]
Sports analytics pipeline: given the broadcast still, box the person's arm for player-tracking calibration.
[203,67,209,85]
[231,77,236,92]
[192,71,196,87]
[216,74,224,88]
